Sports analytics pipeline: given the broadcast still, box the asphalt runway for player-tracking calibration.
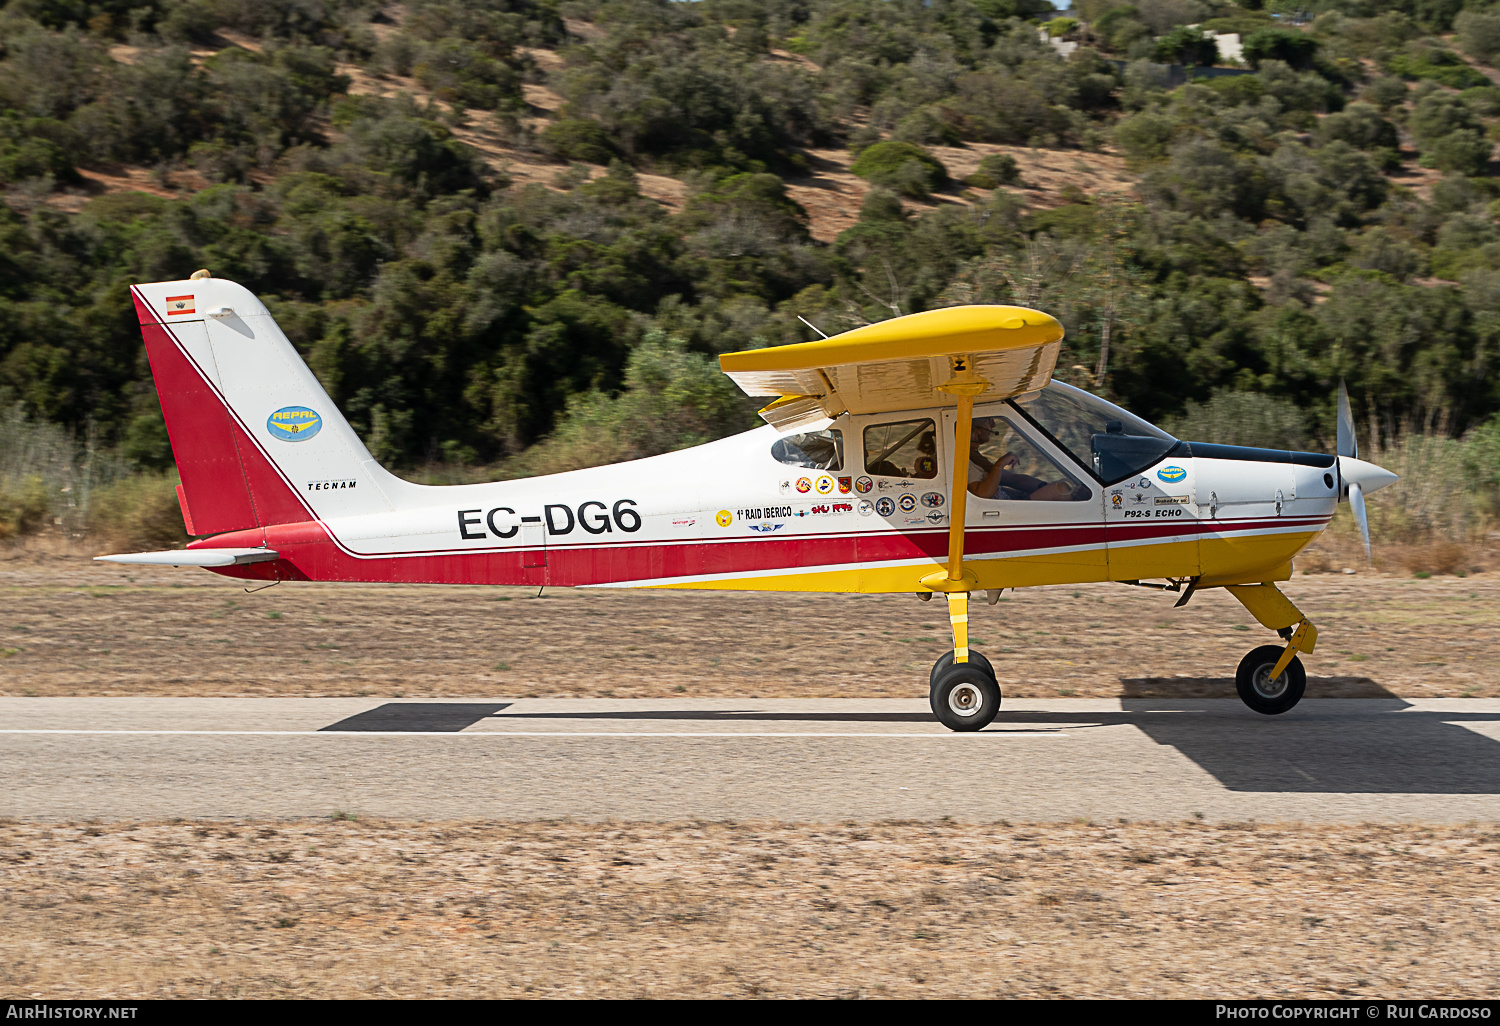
[3,697,1499,822]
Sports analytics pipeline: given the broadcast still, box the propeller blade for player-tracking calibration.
[1337,380,1357,459]
[1349,480,1371,563]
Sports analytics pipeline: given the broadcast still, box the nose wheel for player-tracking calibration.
[930,655,1001,732]
[1236,644,1306,715]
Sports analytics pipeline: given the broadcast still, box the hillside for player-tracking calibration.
[3,0,1500,539]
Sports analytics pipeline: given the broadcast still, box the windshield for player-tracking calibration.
[1009,382,1178,484]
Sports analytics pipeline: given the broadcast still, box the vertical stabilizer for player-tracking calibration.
[133,277,396,534]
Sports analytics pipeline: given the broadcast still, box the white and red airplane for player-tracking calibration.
[101,273,1397,730]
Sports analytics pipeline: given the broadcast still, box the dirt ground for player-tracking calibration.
[0,818,1495,999]
[0,551,1494,700]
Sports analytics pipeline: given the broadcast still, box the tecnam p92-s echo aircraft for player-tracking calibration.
[102,272,1398,731]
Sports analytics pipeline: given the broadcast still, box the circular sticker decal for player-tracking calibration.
[857,499,874,516]
[796,477,812,494]
[715,510,733,527]
[267,406,322,442]
[898,493,917,513]
[875,496,895,517]
[855,476,873,494]
[815,475,835,495]
[920,491,944,508]
[915,455,936,477]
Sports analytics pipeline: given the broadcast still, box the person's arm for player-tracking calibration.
[968,452,1016,498]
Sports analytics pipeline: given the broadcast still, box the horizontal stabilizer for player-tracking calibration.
[94,549,279,567]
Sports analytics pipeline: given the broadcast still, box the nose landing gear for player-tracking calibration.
[1226,584,1318,715]
[1235,644,1307,715]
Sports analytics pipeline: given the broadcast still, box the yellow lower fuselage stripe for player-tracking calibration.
[644,531,1319,593]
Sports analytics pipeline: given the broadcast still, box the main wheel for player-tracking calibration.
[1235,644,1307,715]
[929,650,995,717]
[931,664,1001,732]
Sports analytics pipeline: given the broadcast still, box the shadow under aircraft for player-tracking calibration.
[322,692,1500,796]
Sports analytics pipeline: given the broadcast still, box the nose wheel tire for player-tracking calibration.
[1235,644,1307,715]
[930,663,1002,732]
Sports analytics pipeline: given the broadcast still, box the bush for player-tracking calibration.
[85,474,187,552]
[1386,45,1490,89]
[977,152,1020,186]
[1241,28,1320,70]
[849,140,947,198]
[1423,130,1491,176]
[0,474,49,541]
[1163,390,1308,451]
[1456,9,1500,66]
[1154,26,1218,67]
[539,119,616,165]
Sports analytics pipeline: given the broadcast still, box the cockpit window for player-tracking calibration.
[771,429,843,471]
[1010,382,1178,484]
[863,419,939,479]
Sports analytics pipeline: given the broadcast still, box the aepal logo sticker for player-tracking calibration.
[1157,466,1186,483]
[268,406,322,442]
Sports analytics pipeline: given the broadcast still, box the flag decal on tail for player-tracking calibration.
[267,406,323,442]
[164,294,196,316]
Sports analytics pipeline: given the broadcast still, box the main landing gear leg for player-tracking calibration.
[924,375,1001,732]
[927,590,1002,731]
[1226,584,1318,715]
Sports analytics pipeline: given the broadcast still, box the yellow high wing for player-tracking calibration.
[719,305,1066,664]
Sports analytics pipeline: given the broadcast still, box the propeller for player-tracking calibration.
[1334,380,1397,562]
[1337,380,1357,460]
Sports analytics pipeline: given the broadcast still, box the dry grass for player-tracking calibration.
[1,818,1495,999]
[1,551,1496,700]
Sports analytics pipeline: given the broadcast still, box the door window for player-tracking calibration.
[863,419,939,479]
[969,416,1090,502]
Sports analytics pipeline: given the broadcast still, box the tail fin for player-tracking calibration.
[134,276,394,536]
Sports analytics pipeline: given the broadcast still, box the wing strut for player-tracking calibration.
[920,358,989,664]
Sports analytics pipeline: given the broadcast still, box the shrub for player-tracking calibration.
[85,474,187,552]
[1241,28,1319,70]
[539,118,615,165]
[977,153,1020,186]
[1163,390,1308,451]
[1456,9,1500,66]
[1423,130,1491,176]
[849,140,947,198]
[1154,26,1218,67]
[1386,45,1490,89]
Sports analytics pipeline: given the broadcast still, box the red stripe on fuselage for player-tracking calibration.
[200,514,1328,587]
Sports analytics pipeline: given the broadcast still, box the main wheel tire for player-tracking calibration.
[931,664,1002,732]
[1235,644,1307,715]
[930,649,995,687]
[929,651,995,717]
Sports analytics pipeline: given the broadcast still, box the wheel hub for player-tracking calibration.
[947,684,982,716]
[1252,664,1288,699]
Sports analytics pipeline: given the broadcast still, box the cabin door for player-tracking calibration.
[940,402,1108,585]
